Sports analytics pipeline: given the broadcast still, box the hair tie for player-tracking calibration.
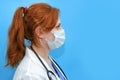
[23,7,28,15]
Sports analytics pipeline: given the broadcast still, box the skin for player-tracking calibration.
[31,18,61,72]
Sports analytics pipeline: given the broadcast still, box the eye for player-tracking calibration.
[56,23,61,28]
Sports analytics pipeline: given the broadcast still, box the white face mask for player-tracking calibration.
[47,28,65,50]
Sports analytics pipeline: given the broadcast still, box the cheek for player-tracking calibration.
[45,32,55,41]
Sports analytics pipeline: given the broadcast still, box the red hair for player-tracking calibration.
[5,3,59,67]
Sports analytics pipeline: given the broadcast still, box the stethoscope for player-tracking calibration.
[30,46,67,80]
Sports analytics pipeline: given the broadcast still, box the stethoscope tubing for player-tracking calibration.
[30,46,57,80]
[30,46,67,80]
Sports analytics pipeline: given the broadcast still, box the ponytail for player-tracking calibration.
[5,7,25,67]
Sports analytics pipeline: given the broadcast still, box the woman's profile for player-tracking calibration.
[5,2,67,80]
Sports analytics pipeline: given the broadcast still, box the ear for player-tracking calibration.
[35,26,44,38]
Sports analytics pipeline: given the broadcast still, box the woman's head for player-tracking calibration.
[24,3,60,46]
[6,3,60,67]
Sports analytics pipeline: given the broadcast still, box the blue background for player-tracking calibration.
[0,0,120,80]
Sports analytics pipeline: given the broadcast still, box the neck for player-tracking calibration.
[31,44,50,61]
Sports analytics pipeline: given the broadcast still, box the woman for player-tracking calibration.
[6,3,67,80]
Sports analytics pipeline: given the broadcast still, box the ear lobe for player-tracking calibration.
[35,27,43,38]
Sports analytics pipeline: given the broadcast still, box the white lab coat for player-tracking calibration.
[13,47,66,80]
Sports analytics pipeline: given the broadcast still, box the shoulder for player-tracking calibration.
[13,53,48,80]
[13,71,46,80]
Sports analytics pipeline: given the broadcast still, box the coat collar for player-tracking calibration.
[25,47,63,80]
[25,47,54,72]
